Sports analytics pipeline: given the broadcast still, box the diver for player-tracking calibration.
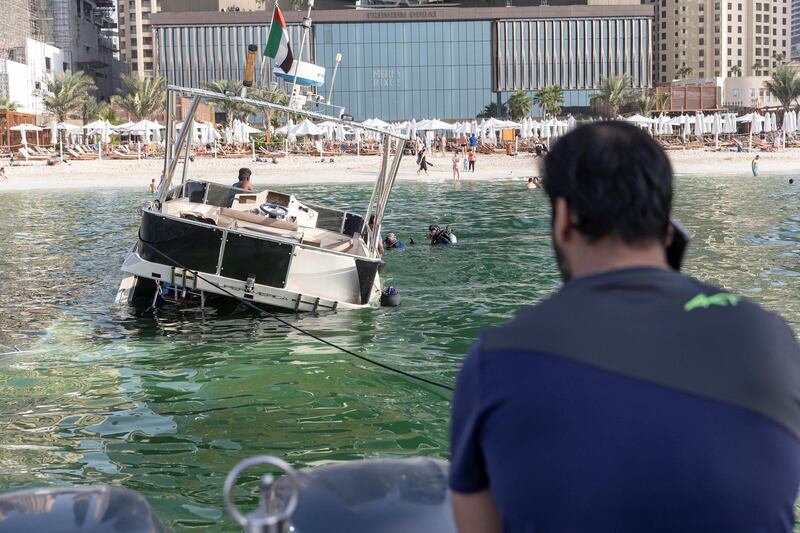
[428,225,457,245]
[383,233,408,250]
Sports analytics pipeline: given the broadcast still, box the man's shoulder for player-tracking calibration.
[482,269,785,355]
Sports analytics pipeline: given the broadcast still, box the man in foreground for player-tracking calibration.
[449,122,800,532]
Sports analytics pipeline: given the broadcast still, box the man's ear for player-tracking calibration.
[552,197,572,248]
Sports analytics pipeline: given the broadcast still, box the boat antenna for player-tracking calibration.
[289,0,314,107]
[137,237,455,394]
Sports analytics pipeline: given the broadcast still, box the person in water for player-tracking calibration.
[428,225,456,245]
[149,178,157,193]
[233,167,254,191]
[449,121,800,533]
[383,233,408,250]
[752,155,760,176]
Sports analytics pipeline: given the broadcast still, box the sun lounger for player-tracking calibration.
[17,147,50,161]
[66,148,98,160]
[109,150,140,160]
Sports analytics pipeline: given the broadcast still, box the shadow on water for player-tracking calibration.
[0,176,797,530]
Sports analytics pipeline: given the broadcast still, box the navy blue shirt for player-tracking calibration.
[450,267,800,532]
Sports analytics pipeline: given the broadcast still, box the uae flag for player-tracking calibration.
[264,5,294,74]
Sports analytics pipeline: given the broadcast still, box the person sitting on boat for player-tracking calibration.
[428,225,456,245]
[383,233,407,250]
[449,121,800,533]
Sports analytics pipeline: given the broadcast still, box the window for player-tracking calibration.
[45,57,51,71]
[732,88,739,98]
[62,62,68,71]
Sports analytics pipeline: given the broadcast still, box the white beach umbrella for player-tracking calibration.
[335,123,346,142]
[783,111,796,134]
[625,114,654,125]
[286,119,297,143]
[416,119,455,131]
[291,119,324,137]
[10,123,42,146]
[361,118,392,130]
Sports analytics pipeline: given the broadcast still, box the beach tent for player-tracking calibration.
[10,123,43,147]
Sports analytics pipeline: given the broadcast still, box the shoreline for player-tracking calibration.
[0,149,797,192]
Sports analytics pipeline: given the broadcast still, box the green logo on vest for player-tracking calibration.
[684,293,740,312]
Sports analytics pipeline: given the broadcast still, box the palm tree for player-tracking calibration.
[773,51,787,65]
[111,74,166,121]
[477,102,506,118]
[630,92,655,115]
[676,65,693,79]
[532,86,564,118]
[0,97,18,111]
[79,96,106,124]
[729,65,742,78]
[655,92,672,112]
[249,85,291,128]
[764,65,800,111]
[97,104,118,124]
[43,71,97,122]
[593,75,631,118]
[752,61,764,76]
[507,90,534,120]
[205,79,253,126]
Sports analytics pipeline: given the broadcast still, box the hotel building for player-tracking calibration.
[149,2,654,120]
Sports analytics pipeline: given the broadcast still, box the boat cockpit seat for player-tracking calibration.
[326,237,355,253]
[219,208,299,232]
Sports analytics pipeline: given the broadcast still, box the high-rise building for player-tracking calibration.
[117,0,160,78]
[792,0,800,59]
[0,0,52,61]
[652,0,791,84]
[50,0,120,99]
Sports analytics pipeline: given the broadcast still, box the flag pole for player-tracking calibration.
[260,0,278,90]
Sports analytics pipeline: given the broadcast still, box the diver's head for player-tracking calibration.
[543,121,673,282]
[427,224,440,238]
[385,233,398,247]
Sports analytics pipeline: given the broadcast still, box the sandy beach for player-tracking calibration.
[0,148,798,192]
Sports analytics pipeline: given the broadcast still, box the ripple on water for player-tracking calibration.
[0,177,797,530]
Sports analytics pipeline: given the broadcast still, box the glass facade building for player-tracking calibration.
[153,6,653,120]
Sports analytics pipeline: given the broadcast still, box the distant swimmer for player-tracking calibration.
[149,178,157,193]
[428,225,457,245]
[790,178,794,185]
[751,155,760,176]
[384,233,408,250]
[526,177,542,190]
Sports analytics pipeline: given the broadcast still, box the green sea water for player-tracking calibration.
[0,176,797,530]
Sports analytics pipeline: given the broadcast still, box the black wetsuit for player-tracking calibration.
[451,267,800,532]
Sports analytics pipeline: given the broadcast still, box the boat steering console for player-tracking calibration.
[258,203,290,220]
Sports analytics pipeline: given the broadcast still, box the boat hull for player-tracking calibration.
[119,209,382,312]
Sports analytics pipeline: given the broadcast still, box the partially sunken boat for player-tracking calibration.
[116,85,407,312]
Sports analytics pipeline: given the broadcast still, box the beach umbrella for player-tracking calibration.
[291,119,324,137]
[286,119,297,143]
[625,114,654,126]
[694,112,704,136]
[335,123,346,142]
[361,118,392,130]
[10,124,42,147]
[416,119,455,131]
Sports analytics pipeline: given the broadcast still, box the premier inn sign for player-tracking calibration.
[364,10,440,20]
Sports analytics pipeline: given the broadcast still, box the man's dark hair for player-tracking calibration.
[238,167,252,180]
[543,121,672,244]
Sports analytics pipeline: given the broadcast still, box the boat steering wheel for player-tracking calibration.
[259,203,289,220]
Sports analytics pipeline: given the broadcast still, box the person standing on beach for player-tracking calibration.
[468,150,476,172]
[469,132,478,153]
[417,148,431,176]
[752,155,760,176]
[452,152,461,182]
